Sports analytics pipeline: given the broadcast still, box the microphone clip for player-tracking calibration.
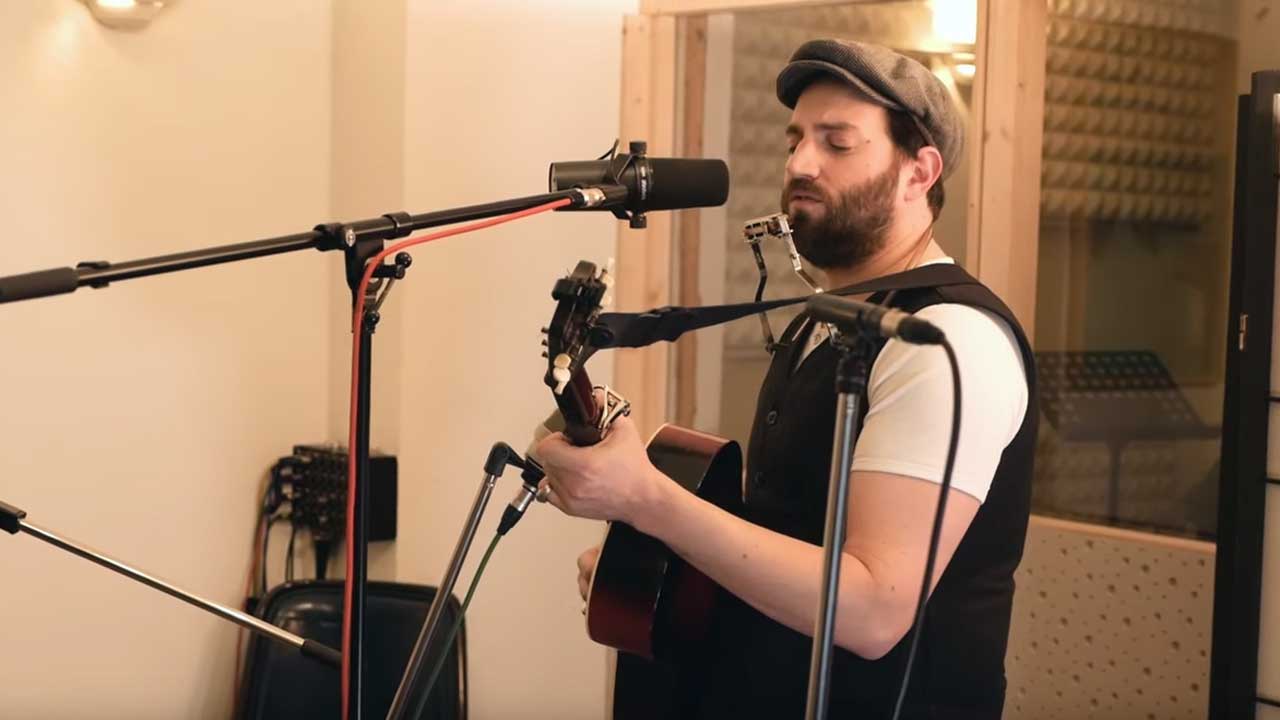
[603,140,650,229]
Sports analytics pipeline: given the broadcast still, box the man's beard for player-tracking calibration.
[780,161,899,271]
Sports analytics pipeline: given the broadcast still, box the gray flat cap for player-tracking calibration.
[777,39,964,179]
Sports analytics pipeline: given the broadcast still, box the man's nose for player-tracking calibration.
[785,138,820,180]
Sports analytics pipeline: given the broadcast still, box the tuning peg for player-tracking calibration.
[552,368,571,394]
[540,326,549,334]
[541,338,548,346]
[541,351,548,358]
[551,355,572,394]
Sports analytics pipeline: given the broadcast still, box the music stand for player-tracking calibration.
[1036,350,1219,523]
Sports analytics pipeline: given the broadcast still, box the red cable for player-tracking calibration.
[340,198,572,718]
[231,515,268,710]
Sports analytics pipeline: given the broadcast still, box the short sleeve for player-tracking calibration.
[848,303,1028,503]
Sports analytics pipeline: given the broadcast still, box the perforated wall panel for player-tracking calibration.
[1005,517,1214,719]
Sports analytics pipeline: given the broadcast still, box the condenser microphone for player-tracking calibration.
[806,293,946,345]
[549,141,729,227]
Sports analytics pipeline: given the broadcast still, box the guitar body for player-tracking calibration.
[585,424,743,720]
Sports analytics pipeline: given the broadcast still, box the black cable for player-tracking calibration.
[315,539,331,580]
[889,337,962,720]
[261,517,277,594]
[285,522,298,582]
[251,516,266,600]
[255,466,284,598]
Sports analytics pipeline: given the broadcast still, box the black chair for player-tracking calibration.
[236,580,466,720]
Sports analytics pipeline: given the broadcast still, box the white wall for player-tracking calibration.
[0,0,638,717]
[325,0,410,583]
[390,1,635,717]
[0,1,333,718]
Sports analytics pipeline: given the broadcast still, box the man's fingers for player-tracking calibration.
[576,545,600,574]
[577,546,601,601]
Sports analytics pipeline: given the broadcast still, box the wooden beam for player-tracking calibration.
[674,15,707,429]
[1029,514,1216,556]
[971,0,1047,342]
[615,15,678,437]
[962,0,988,274]
[642,0,867,15]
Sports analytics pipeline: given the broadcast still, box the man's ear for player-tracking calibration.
[903,146,943,204]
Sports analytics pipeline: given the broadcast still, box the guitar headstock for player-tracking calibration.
[543,260,614,445]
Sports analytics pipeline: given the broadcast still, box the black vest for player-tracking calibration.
[680,264,1038,719]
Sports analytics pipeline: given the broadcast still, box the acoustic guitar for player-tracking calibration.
[541,260,743,715]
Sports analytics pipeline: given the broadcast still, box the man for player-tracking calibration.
[536,39,1036,719]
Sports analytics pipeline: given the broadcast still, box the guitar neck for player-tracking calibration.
[555,369,604,446]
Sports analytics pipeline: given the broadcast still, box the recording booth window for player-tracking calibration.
[654,2,1246,719]
[690,0,1234,541]
[1010,3,1247,719]
[1031,3,1237,542]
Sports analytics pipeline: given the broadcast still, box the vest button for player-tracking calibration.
[752,471,765,488]
[766,410,780,426]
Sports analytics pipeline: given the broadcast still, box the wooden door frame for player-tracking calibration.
[616,0,1047,435]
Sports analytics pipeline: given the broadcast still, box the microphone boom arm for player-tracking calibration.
[0,188,601,305]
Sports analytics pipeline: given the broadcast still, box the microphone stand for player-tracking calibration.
[0,185,610,720]
[0,500,341,668]
[804,329,875,720]
[385,443,542,720]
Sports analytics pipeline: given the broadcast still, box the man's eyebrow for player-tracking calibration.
[785,121,860,136]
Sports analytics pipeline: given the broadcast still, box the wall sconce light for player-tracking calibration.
[951,51,977,82]
[80,0,173,30]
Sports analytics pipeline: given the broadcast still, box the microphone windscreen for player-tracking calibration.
[643,158,730,211]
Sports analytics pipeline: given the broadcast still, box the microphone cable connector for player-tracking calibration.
[484,444,546,536]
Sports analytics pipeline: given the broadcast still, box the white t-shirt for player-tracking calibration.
[794,260,1028,503]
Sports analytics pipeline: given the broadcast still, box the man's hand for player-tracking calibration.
[577,545,601,601]
[534,414,672,530]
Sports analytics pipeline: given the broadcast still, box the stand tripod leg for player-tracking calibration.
[386,470,500,720]
[0,502,340,668]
